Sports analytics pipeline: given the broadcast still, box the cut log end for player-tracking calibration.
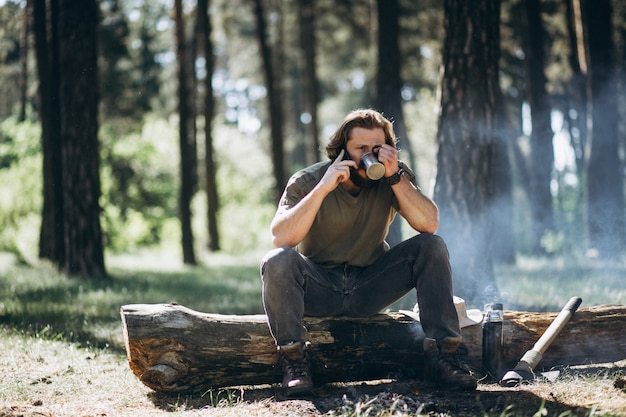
[141,364,181,390]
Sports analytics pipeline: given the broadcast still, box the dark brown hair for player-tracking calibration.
[324,109,397,160]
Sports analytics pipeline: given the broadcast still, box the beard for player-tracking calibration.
[350,168,377,189]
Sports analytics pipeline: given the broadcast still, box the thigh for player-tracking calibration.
[345,233,445,316]
[345,243,418,316]
[262,248,345,317]
[303,264,345,317]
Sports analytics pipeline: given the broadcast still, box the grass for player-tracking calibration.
[0,249,265,351]
[495,256,626,311]
[0,327,156,416]
[0,250,625,416]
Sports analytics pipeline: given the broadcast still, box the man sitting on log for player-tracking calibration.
[260,109,477,396]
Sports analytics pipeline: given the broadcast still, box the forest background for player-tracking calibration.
[1,0,626,312]
[2,2,626,415]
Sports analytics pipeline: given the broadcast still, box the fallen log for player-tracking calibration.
[120,303,626,393]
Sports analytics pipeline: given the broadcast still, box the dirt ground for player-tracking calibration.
[1,337,624,417]
[1,373,625,416]
[145,361,626,416]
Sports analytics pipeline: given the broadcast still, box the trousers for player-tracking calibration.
[260,233,462,346]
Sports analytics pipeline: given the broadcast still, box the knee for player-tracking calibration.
[410,233,450,261]
[261,247,301,283]
[423,233,449,252]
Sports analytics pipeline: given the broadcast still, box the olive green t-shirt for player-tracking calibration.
[278,160,417,269]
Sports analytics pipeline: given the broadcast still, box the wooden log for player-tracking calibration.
[120,303,626,393]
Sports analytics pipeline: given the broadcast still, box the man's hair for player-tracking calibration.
[324,109,397,160]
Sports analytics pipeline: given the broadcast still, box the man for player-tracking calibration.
[260,109,477,396]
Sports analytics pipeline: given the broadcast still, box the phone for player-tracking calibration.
[340,147,352,161]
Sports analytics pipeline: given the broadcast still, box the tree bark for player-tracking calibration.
[18,0,29,122]
[564,0,588,179]
[174,0,197,265]
[524,0,555,255]
[58,0,106,278]
[252,0,285,201]
[34,0,64,267]
[560,0,587,248]
[374,0,408,248]
[121,303,625,393]
[298,0,320,166]
[434,0,502,307]
[583,0,625,259]
[197,0,220,252]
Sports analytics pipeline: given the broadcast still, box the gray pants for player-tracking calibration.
[260,233,462,346]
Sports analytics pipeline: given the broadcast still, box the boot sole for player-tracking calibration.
[283,385,314,398]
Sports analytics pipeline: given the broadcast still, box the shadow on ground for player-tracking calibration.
[147,377,599,417]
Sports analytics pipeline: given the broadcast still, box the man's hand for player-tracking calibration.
[270,149,356,248]
[318,149,357,193]
[375,144,400,178]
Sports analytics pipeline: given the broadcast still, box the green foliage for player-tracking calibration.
[0,118,42,260]
[99,0,171,120]
[0,116,41,169]
[31,116,276,256]
[100,117,179,251]
[208,125,276,253]
[0,1,22,62]
[0,0,600,264]
[0,113,278,259]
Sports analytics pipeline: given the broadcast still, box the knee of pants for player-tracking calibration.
[260,247,302,286]
[411,233,450,261]
[426,234,450,259]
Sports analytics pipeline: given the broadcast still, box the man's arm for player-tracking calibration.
[271,150,356,247]
[391,176,439,234]
[377,144,439,234]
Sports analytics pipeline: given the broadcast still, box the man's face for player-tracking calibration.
[345,127,386,188]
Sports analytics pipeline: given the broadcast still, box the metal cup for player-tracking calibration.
[361,152,385,180]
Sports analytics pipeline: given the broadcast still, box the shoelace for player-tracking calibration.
[439,354,469,375]
[285,357,310,378]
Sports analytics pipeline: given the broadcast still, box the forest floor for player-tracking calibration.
[1,325,624,417]
[1,251,625,416]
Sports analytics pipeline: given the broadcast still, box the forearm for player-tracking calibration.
[393,177,439,234]
[270,184,329,247]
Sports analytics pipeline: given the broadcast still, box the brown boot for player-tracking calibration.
[423,337,477,391]
[278,341,313,397]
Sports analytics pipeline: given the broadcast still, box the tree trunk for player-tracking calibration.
[583,0,625,259]
[374,0,408,248]
[34,0,64,267]
[18,0,29,122]
[561,0,587,248]
[490,96,516,264]
[298,0,320,165]
[197,0,220,252]
[564,0,588,179]
[174,0,197,265]
[252,0,285,201]
[434,0,502,307]
[121,303,626,393]
[524,0,555,255]
[57,0,106,278]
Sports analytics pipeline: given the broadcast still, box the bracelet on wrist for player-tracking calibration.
[385,168,404,185]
